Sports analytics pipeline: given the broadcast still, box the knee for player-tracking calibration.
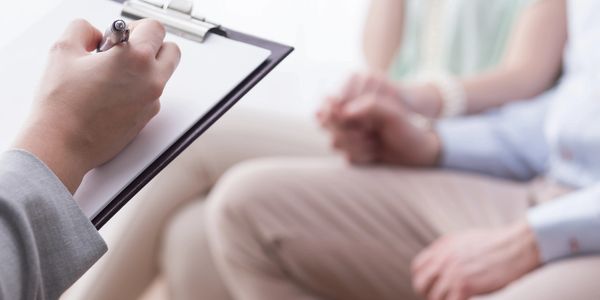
[162,201,208,263]
[208,160,289,223]
[206,159,310,244]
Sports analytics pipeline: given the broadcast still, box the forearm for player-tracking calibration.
[404,0,566,118]
[13,114,90,194]
[404,63,561,118]
[461,66,559,114]
[462,0,566,114]
[363,0,404,71]
[433,90,552,180]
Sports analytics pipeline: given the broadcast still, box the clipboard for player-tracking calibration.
[80,0,293,229]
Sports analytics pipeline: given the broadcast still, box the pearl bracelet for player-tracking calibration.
[431,75,467,118]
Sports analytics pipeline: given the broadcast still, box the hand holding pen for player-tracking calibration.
[97,19,130,52]
[16,19,181,192]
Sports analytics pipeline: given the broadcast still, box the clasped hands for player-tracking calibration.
[317,73,542,300]
[317,73,441,166]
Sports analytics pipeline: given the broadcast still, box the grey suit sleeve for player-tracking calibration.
[0,150,107,300]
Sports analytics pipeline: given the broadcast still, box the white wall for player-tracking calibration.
[193,0,370,118]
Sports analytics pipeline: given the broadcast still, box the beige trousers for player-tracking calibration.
[207,159,600,300]
[82,109,331,300]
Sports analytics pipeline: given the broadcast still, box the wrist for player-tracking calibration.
[423,129,442,166]
[14,116,91,194]
[403,119,442,167]
[508,220,542,273]
[401,83,443,118]
[429,76,468,118]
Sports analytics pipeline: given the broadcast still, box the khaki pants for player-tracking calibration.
[84,109,600,300]
[207,159,600,300]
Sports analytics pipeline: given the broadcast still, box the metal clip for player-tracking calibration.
[121,0,221,43]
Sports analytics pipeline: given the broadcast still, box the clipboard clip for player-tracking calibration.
[121,0,222,43]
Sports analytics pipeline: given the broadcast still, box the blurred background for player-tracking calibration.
[1,0,370,299]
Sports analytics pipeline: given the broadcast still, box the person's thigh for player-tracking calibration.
[207,158,532,300]
[161,200,233,300]
[477,256,600,300]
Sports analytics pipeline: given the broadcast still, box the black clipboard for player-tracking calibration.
[92,0,293,229]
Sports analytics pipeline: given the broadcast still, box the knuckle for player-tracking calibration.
[451,273,472,295]
[144,19,166,36]
[130,44,155,67]
[173,44,182,62]
[410,259,422,274]
[70,18,91,29]
[148,79,166,99]
[152,20,166,35]
[332,137,343,149]
[364,99,378,111]
[456,280,471,296]
[163,42,182,68]
[150,101,161,117]
[347,155,361,164]
[167,42,181,57]
[413,278,426,294]
[49,39,72,53]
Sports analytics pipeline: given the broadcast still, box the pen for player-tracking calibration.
[97,20,130,52]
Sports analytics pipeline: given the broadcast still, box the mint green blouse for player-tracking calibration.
[390,0,539,80]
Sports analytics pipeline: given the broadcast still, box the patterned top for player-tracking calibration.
[390,0,540,80]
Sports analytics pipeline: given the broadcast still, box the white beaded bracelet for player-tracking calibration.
[431,75,467,118]
[408,113,433,131]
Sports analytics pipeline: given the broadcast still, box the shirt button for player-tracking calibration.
[560,147,574,161]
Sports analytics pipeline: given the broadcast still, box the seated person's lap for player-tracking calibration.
[207,158,550,300]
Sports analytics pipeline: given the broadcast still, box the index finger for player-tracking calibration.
[413,257,443,297]
[158,42,181,76]
[128,19,166,57]
[53,19,103,54]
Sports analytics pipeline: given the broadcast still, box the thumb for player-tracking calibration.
[53,19,103,54]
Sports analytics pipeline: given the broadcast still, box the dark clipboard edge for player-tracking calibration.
[93,0,293,229]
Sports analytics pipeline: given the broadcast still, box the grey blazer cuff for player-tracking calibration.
[0,150,107,299]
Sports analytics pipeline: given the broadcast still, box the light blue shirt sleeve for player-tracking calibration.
[434,89,600,264]
[528,185,600,263]
[437,91,552,180]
